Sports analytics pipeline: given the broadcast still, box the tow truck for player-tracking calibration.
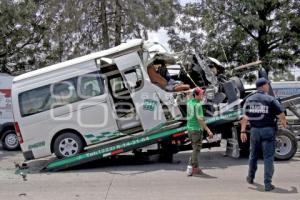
[13,40,297,173]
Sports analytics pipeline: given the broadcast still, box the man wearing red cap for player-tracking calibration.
[186,87,214,176]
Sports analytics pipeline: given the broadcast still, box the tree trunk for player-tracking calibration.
[257,31,270,74]
[257,6,269,71]
[114,0,122,46]
[57,25,63,62]
[258,38,268,59]
[0,58,9,74]
[143,28,148,40]
[100,0,109,49]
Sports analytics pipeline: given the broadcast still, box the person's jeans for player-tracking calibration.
[248,127,276,187]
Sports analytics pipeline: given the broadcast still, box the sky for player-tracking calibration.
[147,29,170,51]
[146,0,197,51]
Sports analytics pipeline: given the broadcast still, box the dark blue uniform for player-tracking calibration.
[244,90,284,189]
[245,90,284,128]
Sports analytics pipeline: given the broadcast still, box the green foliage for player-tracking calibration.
[272,70,296,81]
[3,0,298,76]
[0,0,47,74]
[0,0,179,74]
[168,0,300,72]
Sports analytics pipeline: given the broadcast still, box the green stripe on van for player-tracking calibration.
[85,134,95,139]
[87,131,122,143]
[91,139,100,143]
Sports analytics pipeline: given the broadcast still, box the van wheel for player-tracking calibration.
[275,128,297,161]
[1,130,20,151]
[53,133,83,159]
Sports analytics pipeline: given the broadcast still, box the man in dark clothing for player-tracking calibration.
[240,77,287,191]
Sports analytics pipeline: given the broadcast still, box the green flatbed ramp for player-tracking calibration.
[42,109,242,172]
[43,125,187,172]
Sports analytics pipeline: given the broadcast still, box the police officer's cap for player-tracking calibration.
[255,77,270,88]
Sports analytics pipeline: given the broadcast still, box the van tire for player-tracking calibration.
[53,133,83,159]
[275,128,297,161]
[1,130,20,151]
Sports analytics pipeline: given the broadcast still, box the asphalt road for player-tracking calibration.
[0,145,300,200]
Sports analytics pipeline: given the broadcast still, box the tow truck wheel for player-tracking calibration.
[53,133,83,158]
[275,128,297,161]
[1,130,20,151]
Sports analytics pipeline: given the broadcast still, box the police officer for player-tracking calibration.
[240,77,287,191]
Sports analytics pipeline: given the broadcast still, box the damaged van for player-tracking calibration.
[11,39,187,160]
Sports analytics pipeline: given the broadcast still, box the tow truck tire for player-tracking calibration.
[1,130,20,151]
[275,128,297,161]
[53,133,83,159]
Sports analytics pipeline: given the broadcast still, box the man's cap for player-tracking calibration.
[255,77,270,88]
[193,87,205,96]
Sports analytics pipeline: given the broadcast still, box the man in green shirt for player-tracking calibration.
[186,87,214,176]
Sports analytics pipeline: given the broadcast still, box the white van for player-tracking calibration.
[12,39,183,160]
[0,73,19,150]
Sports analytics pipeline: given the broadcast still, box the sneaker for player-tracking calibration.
[192,167,203,175]
[265,184,275,191]
[186,165,193,176]
[246,176,254,184]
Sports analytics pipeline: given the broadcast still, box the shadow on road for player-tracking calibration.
[19,149,240,174]
[56,150,248,174]
[189,172,218,179]
[0,145,22,162]
[248,182,298,194]
[16,148,300,175]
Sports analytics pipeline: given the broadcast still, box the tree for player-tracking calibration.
[0,0,180,74]
[272,70,295,81]
[101,0,110,49]
[0,0,47,74]
[168,0,300,72]
[112,0,180,44]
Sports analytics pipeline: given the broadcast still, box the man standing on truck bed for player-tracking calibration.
[240,77,287,191]
[186,87,213,176]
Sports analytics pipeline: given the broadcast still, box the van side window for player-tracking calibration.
[110,77,125,93]
[52,79,78,107]
[19,85,52,117]
[77,73,104,99]
[19,78,78,117]
[18,72,104,117]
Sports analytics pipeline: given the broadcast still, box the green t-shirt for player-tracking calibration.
[187,99,204,131]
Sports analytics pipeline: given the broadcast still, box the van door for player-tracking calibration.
[114,52,166,131]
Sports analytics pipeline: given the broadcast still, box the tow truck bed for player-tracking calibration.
[42,122,187,172]
[41,109,243,172]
